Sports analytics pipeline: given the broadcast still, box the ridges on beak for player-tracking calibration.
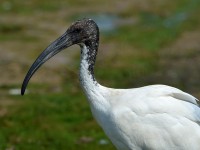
[21,31,73,95]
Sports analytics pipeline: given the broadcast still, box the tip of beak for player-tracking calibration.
[21,87,25,96]
[21,79,27,96]
[21,91,25,96]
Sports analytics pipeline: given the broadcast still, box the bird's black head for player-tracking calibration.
[66,18,99,45]
[21,18,99,95]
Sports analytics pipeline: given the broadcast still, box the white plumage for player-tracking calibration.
[22,19,200,150]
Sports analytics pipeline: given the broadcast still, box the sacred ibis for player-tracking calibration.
[21,18,200,150]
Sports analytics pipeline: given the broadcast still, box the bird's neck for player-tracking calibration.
[79,43,99,99]
[79,44,111,125]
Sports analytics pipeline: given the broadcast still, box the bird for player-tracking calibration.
[21,18,200,150]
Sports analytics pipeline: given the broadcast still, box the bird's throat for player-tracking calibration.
[79,44,98,89]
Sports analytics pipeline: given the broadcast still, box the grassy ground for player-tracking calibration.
[1,0,200,149]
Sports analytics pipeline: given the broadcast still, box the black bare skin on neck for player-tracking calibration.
[85,39,99,77]
[68,19,99,80]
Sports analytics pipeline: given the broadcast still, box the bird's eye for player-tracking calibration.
[75,28,81,33]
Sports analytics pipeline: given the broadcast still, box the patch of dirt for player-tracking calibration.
[0,97,20,117]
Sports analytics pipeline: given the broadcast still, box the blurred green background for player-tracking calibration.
[1,0,200,149]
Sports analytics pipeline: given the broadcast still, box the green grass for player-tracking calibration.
[0,23,39,42]
[0,0,65,14]
[0,86,114,150]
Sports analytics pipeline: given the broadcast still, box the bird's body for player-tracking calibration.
[80,45,200,150]
[22,19,200,150]
[89,85,200,150]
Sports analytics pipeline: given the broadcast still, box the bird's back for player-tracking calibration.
[96,85,200,150]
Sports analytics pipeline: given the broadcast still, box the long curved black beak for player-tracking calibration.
[21,31,72,95]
